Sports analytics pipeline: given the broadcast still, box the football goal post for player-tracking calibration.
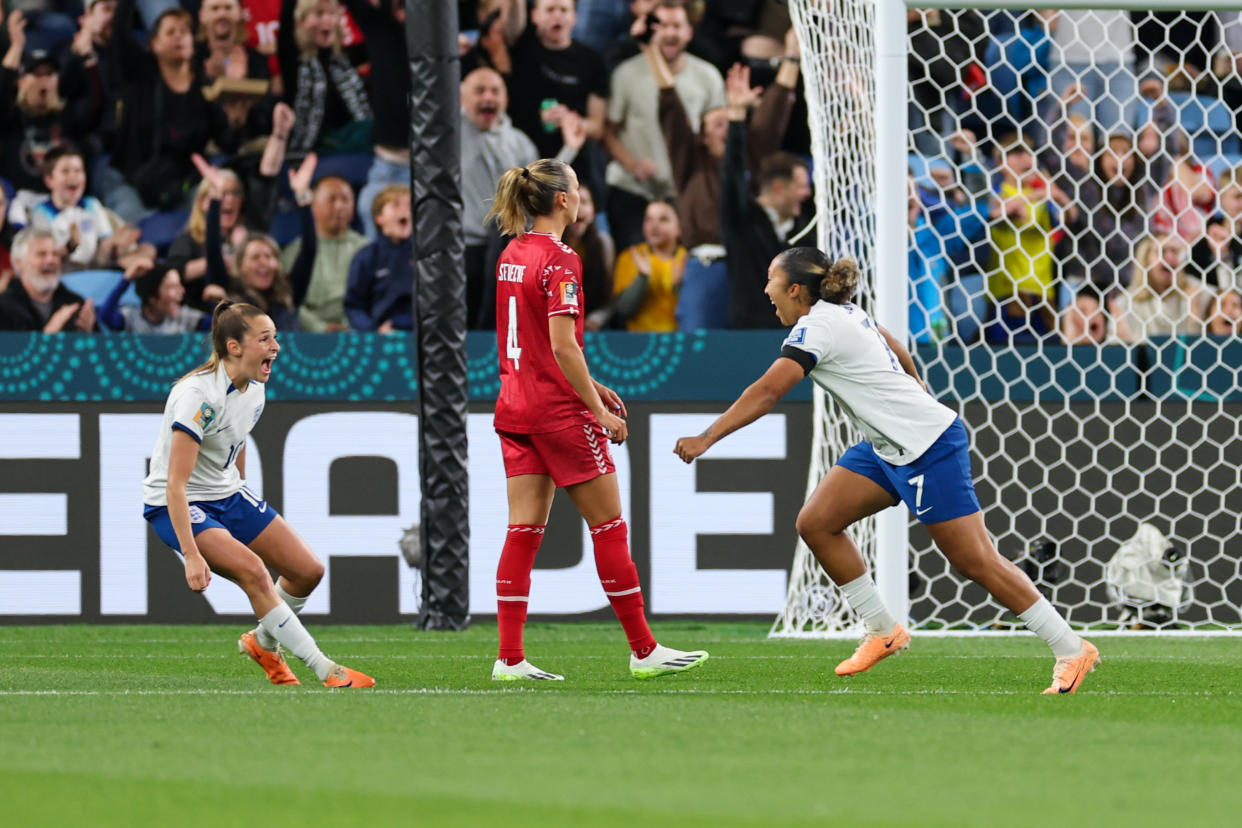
[774,0,1242,636]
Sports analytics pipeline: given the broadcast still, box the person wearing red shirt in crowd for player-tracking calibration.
[485,158,709,682]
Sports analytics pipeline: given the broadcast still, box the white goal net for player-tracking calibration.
[774,1,1242,635]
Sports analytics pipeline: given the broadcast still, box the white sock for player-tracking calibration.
[254,582,311,650]
[1018,597,1083,658]
[839,574,898,635]
[258,603,334,681]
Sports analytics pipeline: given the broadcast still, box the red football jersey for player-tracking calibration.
[493,232,596,434]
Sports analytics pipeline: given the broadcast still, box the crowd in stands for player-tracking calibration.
[1,1,1241,348]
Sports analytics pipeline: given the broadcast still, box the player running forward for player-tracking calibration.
[142,301,374,689]
[674,248,1100,694]
[485,159,708,681]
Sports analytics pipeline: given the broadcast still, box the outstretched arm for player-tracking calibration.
[674,357,804,462]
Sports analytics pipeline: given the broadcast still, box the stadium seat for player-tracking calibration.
[268,210,302,246]
[1205,154,1242,180]
[137,209,190,254]
[59,269,128,308]
[945,272,987,344]
[308,153,374,191]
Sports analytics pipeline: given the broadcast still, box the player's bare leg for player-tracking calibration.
[567,474,708,679]
[195,529,373,689]
[927,512,1099,693]
[798,467,909,676]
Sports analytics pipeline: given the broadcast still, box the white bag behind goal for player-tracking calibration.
[773,1,1242,636]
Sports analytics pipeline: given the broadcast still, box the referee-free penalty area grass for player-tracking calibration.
[1,623,1239,827]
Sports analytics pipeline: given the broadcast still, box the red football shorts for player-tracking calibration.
[498,423,616,487]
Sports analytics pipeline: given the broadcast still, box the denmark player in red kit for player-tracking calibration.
[486,159,709,680]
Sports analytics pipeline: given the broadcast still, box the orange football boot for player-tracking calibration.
[1041,640,1100,695]
[323,664,376,689]
[238,630,300,685]
[834,624,911,677]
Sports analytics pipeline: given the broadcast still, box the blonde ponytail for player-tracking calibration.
[485,159,573,236]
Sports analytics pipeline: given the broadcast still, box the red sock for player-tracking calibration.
[591,518,657,658]
[497,524,544,663]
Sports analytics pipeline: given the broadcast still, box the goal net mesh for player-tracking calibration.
[774,3,1242,635]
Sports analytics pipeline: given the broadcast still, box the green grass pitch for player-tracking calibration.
[2,622,1240,827]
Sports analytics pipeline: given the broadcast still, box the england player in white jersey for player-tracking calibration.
[674,248,1100,694]
[143,301,374,689]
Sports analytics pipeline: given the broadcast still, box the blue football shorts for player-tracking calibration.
[835,418,981,524]
[144,487,279,551]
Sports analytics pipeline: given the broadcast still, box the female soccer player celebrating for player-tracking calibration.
[486,159,708,681]
[142,300,374,689]
[674,248,1099,694]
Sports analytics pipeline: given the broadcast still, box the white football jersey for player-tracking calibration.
[781,301,956,465]
[143,362,266,505]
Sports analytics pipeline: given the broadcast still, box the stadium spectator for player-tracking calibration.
[8,145,156,273]
[572,0,632,55]
[909,166,990,344]
[1189,168,1242,291]
[278,0,372,154]
[281,170,366,331]
[462,0,528,74]
[721,89,810,328]
[908,8,985,156]
[1054,131,1151,291]
[1049,11,1136,133]
[976,11,1053,145]
[1059,283,1109,345]
[986,136,1060,343]
[564,185,615,330]
[1113,233,1208,343]
[1207,288,1242,335]
[4,0,76,54]
[0,185,14,293]
[647,43,797,330]
[198,0,270,83]
[602,0,724,250]
[59,0,120,162]
[344,184,413,332]
[460,66,585,328]
[1151,152,1216,245]
[169,170,249,309]
[202,152,317,332]
[196,0,274,142]
[342,0,412,241]
[0,226,97,331]
[608,198,684,332]
[99,261,211,333]
[103,1,243,222]
[479,0,609,161]
[1,18,104,193]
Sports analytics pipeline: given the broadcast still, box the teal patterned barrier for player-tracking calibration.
[1,332,1237,402]
[0,331,803,402]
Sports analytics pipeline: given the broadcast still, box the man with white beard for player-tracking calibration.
[0,228,97,332]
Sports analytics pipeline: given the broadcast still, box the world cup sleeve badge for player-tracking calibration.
[193,402,217,431]
[560,281,579,308]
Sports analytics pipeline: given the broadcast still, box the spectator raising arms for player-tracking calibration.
[1,14,104,193]
[721,66,811,329]
[0,228,97,332]
[646,36,799,331]
[609,199,685,332]
[602,0,725,250]
[345,184,414,332]
[278,0,372,153]
[281,172,368,331]
[197,153,319,332]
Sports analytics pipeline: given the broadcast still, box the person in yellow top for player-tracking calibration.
[987,137,1069,342]
[610,200,687,332]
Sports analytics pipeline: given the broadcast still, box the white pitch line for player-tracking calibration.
[0,687,1236,698]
